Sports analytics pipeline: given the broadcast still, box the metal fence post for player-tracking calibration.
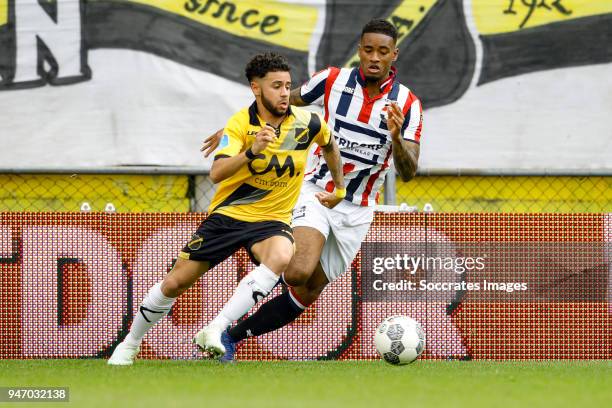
[384,169,396,205]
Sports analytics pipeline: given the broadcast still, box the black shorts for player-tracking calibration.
[179,213,294,268]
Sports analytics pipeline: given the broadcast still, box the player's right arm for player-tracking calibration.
[209,123,276,184]
[289,88,307,106]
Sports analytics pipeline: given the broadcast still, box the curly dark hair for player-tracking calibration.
[245,52,290,82]
[361,18,398,42]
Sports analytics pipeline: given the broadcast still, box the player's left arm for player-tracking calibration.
[387,101,421,182]
[315,120,346,209]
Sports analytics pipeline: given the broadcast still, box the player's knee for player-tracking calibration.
[264,251,292,275]
[161,276,188,298]
[284,266,310,287]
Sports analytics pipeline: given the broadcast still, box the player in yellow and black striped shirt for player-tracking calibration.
[109,53,345,365]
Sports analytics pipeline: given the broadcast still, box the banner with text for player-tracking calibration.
[0,0,610,170]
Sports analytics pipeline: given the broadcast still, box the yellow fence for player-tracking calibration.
[396,176,612,213]
[1,173,611,213]
[0,174,191,212]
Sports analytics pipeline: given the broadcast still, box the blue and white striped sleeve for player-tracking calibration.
[300,68,331,105]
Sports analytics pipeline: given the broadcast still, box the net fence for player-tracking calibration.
[1,170,610,213]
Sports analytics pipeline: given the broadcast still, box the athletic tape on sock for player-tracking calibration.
[288,287,307,310]
[148,282,177,309]
[247,264,279,301]
[211,264,280,328]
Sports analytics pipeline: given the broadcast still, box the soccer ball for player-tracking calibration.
[374,316,425,365]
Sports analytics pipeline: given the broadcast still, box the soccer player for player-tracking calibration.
[199,19,422,362]
[108,52,345,365]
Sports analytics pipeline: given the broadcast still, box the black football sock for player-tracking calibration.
[228,291,304,342]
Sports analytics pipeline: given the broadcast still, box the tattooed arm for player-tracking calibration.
[387,102,419,182]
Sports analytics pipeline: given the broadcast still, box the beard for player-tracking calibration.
[363,69,388,84]
[261,90,288,117]
[364,74,382,83]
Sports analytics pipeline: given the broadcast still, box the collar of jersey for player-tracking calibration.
[248,101,294,127]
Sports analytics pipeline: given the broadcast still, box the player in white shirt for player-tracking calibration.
[199,19,422,361]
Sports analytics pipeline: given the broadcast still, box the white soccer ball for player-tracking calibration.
[374,316,425,365]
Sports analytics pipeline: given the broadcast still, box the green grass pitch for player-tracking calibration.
[1,360,610,407]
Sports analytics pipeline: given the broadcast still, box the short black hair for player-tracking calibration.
[361,18,398,43]
[245,52,290,82]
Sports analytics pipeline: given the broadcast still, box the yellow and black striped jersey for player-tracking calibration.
[209,102,331,225]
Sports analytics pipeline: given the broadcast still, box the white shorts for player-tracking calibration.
[292,182,374,282]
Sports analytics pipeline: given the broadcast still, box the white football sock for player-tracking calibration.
[124,282,176,346]
[210,264,279,330]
